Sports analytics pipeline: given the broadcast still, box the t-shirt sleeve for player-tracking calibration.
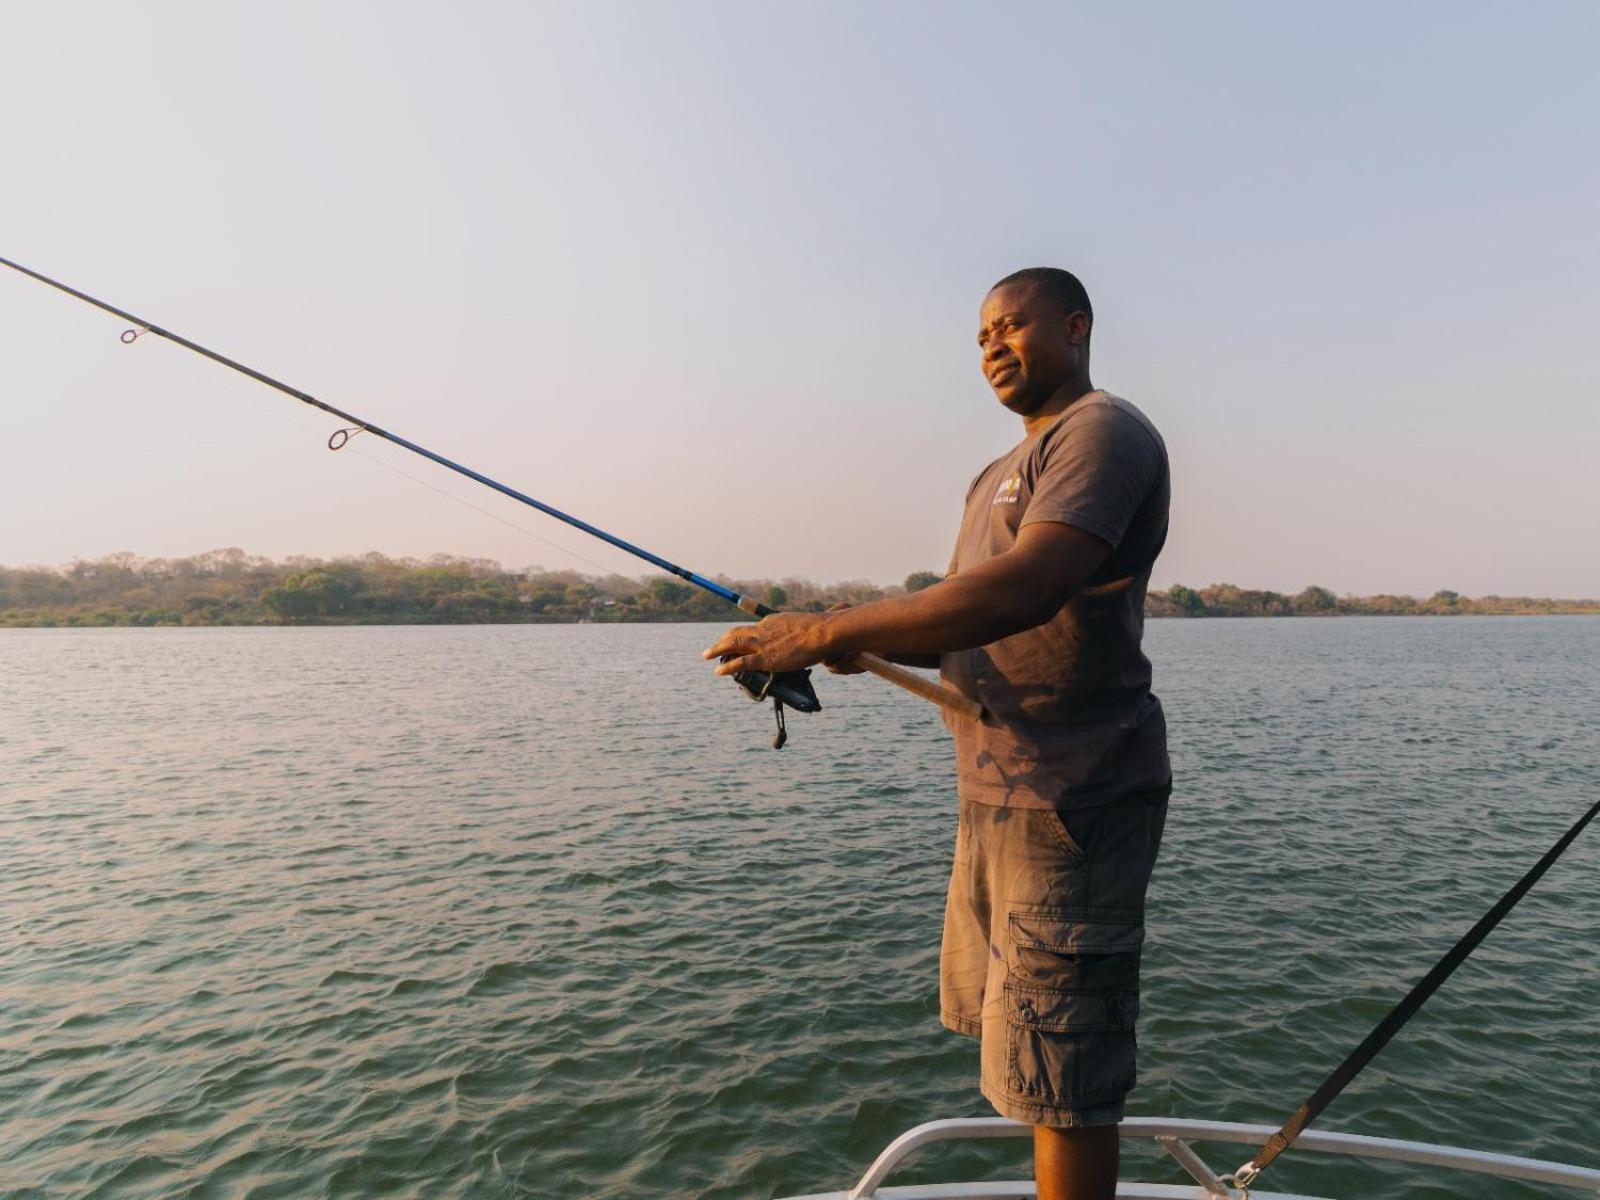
[1020,403,1164,550]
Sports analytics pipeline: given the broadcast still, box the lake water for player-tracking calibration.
[2,618,1597,1199]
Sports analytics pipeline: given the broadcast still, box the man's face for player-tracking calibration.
[976,283,1088,415]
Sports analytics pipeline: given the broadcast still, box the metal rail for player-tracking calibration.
[773,1115,1600,1200]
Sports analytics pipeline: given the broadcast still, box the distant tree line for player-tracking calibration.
[1144,582,1600,618]
[1,551,1595,627]
[0,550,916,627]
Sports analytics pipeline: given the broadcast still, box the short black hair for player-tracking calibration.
[990,267,1093,325]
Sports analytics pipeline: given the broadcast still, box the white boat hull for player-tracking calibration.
[778,1115,1600,1200]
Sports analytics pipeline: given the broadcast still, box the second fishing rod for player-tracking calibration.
[0,254,982,746]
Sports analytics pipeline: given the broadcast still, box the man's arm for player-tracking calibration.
[818,603,939,672]
[703,521,1110,676]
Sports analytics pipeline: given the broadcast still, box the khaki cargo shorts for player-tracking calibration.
[939,784,1170,1128]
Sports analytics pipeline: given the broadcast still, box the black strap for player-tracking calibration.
[1246,793,1600,1180]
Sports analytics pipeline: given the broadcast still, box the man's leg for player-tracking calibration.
[1033,1124,1118,1200]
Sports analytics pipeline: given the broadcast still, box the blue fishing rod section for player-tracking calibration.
[339,424,754,613]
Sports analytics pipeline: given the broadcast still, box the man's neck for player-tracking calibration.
[1021,378,1097,439]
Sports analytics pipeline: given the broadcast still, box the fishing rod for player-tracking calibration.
[1,254,980,747]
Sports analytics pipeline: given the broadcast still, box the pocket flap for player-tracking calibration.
[1004,981,1140,1032]
[1008,909,1144,955]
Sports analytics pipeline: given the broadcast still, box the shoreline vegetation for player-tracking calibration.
[3,550,1597,628]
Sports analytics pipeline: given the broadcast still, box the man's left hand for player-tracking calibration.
[702,612,832,676]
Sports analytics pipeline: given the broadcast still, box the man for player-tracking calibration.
[703,267,1170,1200]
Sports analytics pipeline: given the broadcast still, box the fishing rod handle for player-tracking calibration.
[853,653,985,722]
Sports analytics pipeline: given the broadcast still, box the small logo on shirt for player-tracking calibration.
[992,473,1022,505]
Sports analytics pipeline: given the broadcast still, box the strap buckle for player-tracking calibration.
[1218,1162,1259,1197]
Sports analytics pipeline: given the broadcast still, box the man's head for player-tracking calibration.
[978,267,1093,416]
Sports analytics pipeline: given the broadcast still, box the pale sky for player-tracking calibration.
[2,2,1596,597]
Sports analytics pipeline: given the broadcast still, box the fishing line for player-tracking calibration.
[159,343,622,578]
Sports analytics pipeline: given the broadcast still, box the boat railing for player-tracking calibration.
[810,1115,1600,1200]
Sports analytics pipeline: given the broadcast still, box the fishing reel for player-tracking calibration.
[732,668,821,749]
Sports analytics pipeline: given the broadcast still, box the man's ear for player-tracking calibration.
[1065,310,1092,345]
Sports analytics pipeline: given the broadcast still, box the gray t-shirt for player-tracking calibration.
[940,391,1170,809]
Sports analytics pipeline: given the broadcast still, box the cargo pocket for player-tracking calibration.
[1003,909,1143,1109]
